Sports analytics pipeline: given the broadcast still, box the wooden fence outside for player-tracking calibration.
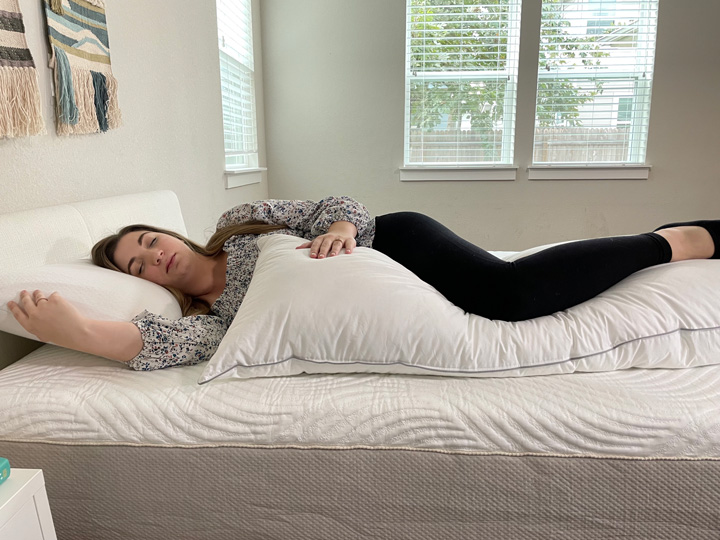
[408,127,631,163]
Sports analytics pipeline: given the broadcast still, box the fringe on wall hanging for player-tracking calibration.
[0,0,45,138]
[43,0,121,135]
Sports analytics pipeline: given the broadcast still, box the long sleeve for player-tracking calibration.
[216,196,375,246]
[127,310,229,371]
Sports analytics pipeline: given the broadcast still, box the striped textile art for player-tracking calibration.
[0,0,44,138]
[43,0,121,135]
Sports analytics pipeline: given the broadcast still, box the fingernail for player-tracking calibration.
[318,254,325,259]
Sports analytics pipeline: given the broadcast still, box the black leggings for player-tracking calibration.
[372,212,673,321]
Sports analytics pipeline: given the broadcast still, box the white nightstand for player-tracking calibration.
[0,469,57,540]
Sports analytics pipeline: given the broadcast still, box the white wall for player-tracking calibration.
[261,0,720,250]
[0,0,269,243]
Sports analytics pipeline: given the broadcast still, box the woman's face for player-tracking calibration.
[113,230,195,289]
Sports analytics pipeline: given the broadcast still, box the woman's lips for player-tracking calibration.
[166,254,175,273]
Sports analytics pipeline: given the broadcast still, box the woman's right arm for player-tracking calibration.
[9,290,228,370]
[7,290,143,363]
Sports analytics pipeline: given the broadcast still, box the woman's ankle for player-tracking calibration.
[655,226,714,262]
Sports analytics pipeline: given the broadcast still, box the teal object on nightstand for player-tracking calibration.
[0,458,9,486]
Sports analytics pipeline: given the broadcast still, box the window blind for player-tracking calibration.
[533,0,659,164]
[405,0,522,166]
[217,0,258,170]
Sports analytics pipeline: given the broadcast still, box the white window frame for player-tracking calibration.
[402,0,522,180]
[400,0,660,182]
[531,0,659,167]
[217,0,263,185]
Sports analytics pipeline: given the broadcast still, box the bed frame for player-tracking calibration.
[1,191,718,539]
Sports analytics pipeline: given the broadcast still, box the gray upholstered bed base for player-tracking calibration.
[1,442,718,539]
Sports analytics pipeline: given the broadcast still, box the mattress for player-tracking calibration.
[1,344,720,459]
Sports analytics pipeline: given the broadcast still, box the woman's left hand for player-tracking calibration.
[296,221,358,259]
[296,233,356,259]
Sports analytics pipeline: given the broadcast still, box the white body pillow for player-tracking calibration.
[0,260,182,341]
[199,234,720,383]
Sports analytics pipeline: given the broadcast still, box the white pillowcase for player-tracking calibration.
[0,260,182,342]
[199,234,720,383]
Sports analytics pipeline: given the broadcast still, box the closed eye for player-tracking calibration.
[138,237,158,275]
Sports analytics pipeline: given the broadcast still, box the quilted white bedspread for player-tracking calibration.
[1,344,719,459]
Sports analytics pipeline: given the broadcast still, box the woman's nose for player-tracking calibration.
[154,249,164,265]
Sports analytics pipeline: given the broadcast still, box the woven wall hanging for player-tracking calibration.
[0,0,44,138]
[43,0,121,135]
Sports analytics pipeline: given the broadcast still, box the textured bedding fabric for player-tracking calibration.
[2,344,720,458]
[2,442,719,540]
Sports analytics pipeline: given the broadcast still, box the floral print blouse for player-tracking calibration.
[128,196,375,371]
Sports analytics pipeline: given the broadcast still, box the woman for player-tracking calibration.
[7,196,720,371]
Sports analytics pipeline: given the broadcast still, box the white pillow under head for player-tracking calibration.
[199,234,720,383]
[0,260,182,342]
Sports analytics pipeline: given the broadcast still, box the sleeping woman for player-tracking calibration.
[6,196,720,371]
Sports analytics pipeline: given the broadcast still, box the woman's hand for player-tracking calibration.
[296,221,358,259]
[7,290,88,347]
[7,290,142,363]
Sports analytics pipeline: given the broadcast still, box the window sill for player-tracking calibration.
[528,165,650,181]
[399,167,517,182]
[225,167,266,189]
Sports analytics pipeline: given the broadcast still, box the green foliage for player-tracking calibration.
[536,0,608,126]
[409,0,609,131]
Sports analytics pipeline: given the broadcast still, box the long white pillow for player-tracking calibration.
[199,234,720,383]
[0,260,182,341]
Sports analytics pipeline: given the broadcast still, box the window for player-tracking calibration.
[586,0,616,34]
[403,0,660,176]
[404,0,522,167]
[533,0,659,165]
[617,96,632,124]
[217,0,258,171]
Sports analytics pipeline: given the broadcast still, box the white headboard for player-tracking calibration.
[0,190,187,368]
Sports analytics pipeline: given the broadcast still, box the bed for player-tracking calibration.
[0,190,719,540]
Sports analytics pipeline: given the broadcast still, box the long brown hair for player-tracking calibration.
[91,221,286,316]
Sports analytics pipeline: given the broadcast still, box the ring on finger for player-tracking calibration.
[36,298,49,303]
